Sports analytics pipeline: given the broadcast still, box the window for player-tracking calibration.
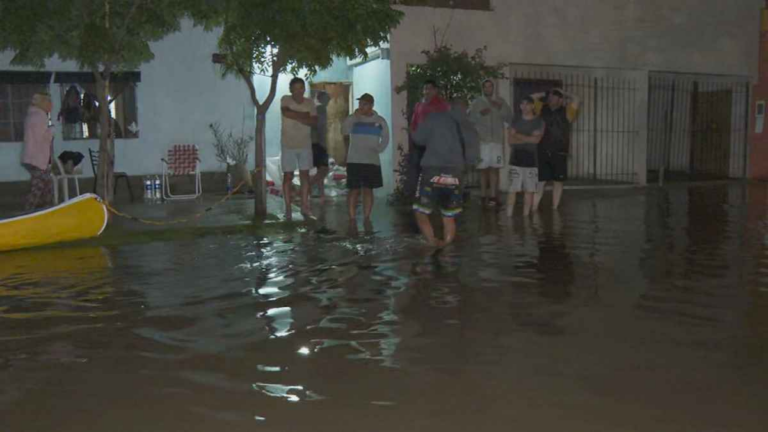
[55,71,140,140]
[394,0,492,11]
[0,72,52,142]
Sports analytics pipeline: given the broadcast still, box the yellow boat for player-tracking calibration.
[0,194,108,252]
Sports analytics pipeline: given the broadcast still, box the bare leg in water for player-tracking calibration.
[347,188,360,233]
[415,212,439,247]
[441,217,457,246]
[488,168,499,206]
[552,181,564,209]
[282,172,295,220]
[533,181,546,211]
[310,166,329,202]
[299,170,312,217]
[362,188,374,220]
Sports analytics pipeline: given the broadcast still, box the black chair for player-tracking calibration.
[89,148,134,202]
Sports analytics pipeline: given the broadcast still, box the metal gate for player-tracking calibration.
[647,72,750,181]
[499,65,643,186]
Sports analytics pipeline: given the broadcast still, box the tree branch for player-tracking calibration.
[259,52,286,111]
[237,66,259,107]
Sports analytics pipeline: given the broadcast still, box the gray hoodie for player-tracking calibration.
[410,106,480,176]
[469,93,512,144]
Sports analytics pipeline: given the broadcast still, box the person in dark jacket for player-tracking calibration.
[410,99,479,247]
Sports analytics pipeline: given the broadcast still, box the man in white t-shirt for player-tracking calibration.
[281,77,317,220]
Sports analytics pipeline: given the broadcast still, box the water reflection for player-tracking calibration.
[0,246,114,328]
[1,184,768,430]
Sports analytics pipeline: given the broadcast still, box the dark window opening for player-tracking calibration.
[55,72,140,141]
[0,71,52,142]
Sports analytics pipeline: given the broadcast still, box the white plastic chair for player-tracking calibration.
[161,144,202,200]
[50,157,82,204]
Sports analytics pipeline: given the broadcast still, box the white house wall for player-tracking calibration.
[0,20,254,182]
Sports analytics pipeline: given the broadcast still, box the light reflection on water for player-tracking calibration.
[1,184,768,430]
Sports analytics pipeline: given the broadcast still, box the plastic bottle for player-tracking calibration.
[226,172,233,194]
[154,175,162,200]
[144,176,152,200]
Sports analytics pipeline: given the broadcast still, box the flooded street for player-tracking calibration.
[1,183,767,432]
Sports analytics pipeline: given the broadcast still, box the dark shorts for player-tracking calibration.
[347,163,383,189]
[413,173,463,218]
[538,150,568,182]
[312,143,329,168]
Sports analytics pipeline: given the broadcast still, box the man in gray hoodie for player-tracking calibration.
[410,99,480,247]
[469,79,512,208]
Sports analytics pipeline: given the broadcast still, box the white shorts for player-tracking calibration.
[508,166,542,193]
[281,147,313,173]
[476,142,504,169]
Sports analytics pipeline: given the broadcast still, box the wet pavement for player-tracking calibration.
[1,182,767,431]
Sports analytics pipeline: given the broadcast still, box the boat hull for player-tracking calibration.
[0,194,108,252]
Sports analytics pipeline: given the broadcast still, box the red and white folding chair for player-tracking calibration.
[161,144,202,200]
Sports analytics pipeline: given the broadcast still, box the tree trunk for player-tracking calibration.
[253,109,267,218]
[94,71,115,203]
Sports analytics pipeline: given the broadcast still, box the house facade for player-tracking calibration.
[1,1,763,195]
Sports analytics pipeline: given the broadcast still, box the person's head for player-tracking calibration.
[64,85,80,106]
[82,92,96,108]
[422,79,439,101]
[289,77,306,98]
[482,79,495,98]
[547,89,565,109]
[31,92,52,113]
[316,91,330,106]
[520,96,535,116]
[356,93,375,115]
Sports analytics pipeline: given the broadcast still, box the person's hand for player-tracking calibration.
[480,107,492,116]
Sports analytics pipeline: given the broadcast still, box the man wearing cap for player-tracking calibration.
[469,79,512,208]
[342,93,390,233]
[530,88,580,210]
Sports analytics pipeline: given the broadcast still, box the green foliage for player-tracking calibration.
[395,45,507,123]
[0,0,187,73]
[189,0,404,86]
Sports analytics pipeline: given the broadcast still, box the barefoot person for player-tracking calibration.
[469,79,512,208]
[342,93,389,232]
[22,93,54,211]
[410,99,479,247]
[280,77,317,220]
[531,88,580,210]
[506,96,545,217]
[310,91,330,201]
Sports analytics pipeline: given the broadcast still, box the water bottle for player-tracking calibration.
[226,172,233,194]
[143,176,152,200]
[153,175,162,200]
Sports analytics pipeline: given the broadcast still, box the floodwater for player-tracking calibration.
[1,183,767,432]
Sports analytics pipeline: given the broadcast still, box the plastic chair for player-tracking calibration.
[89,148,134,201]
[50,157,82,204]
[161,144,202,200]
